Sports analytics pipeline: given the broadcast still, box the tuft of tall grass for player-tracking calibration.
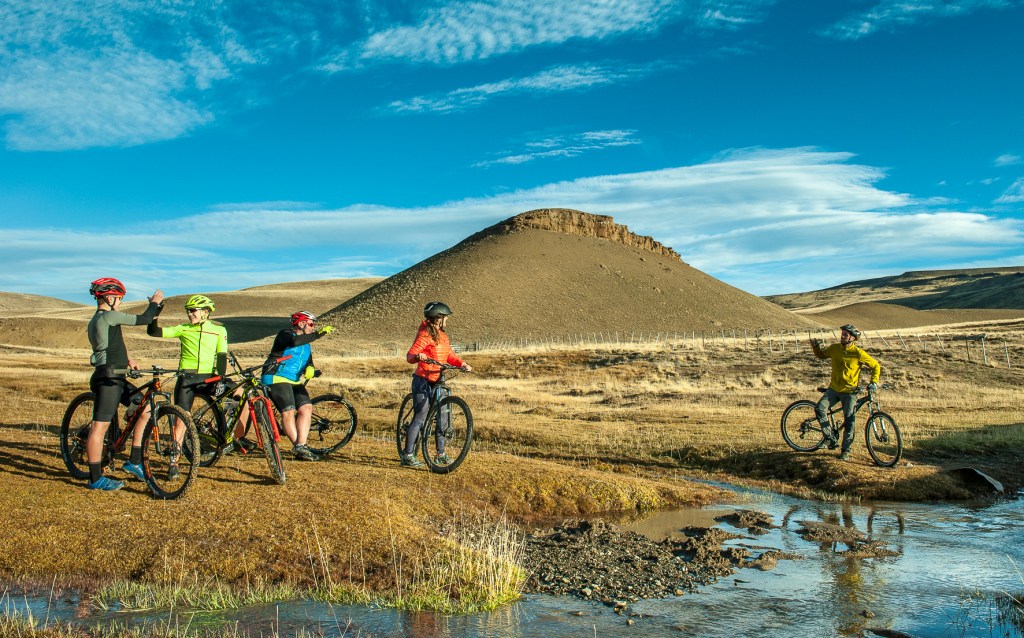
[383,514,527,614]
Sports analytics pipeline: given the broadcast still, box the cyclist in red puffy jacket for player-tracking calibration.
[400,302,472,467]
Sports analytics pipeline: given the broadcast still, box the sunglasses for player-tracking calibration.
[187,308,205,314]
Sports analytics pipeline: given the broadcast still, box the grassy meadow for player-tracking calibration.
[1,320,1022,625]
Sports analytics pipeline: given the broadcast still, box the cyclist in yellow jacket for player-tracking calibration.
[810,324,881,461]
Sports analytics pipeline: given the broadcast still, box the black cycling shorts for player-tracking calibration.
[173,372,217,412]
[267,383,311,413]
[90,372,138,422]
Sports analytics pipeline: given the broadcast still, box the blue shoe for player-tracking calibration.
[122,463,145,481]
[87,476,125,491]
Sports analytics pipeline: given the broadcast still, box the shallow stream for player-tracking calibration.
[6,486,1022,637]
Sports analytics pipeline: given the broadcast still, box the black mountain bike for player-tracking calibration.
[60,367,200,499]
[780,385,903,467]
[396,359,474,474]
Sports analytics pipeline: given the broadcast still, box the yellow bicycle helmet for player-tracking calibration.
[184,294,215,312]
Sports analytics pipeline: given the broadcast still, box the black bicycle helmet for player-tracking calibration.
[840,324,861,339]
[423,301,452,318]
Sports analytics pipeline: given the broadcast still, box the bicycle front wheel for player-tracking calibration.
[60,392,108,480]
[253,400,286,485]
[142,404,199,500]
[306,394,357,457]
[865,412,903,467]
[191,393,226,468]
[421,396,473,474]
[396,393,415,458]
[781,400,827,452]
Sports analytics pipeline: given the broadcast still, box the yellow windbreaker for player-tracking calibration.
[811,342,881,393]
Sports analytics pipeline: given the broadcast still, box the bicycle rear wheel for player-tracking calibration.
[191,393,226,468]
[780,400,828,452]
[396,393,415,458]
[421,396,473,474]
[142,404,199,500]
[306,394,357,456]
[60,392,111,479]
[865,412,903,467]
[253,399,286,485]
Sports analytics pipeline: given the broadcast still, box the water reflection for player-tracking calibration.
[4,491,1022,638]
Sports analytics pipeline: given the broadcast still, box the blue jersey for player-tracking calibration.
[261,329,319,385]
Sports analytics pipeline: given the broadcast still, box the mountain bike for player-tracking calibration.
[193,353,357,466]
[396,360,474,474]
[780,385,902,467]
[60,367,200,499]
[192,352,287,484]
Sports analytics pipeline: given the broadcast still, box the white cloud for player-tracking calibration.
[474,129,640,166]
[995,153,1023,167]
[384,63,642,114]
[0,0,293,150]
[325,0,772,69]
[996,178,1024,203]
[825,0,1019,40]
[5,147,1021,300]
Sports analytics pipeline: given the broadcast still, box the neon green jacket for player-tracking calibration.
[148,320,228,375]
[812,341,881,393]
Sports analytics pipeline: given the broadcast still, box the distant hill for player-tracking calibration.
[0,292,85,317]
[805,302,1024,331]
[319,208,820,349]
[768,267,1024,311]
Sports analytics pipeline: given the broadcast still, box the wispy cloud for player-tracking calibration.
[474,129,641,167]
[324,0,772,70]
[384,63,645,114]
[824,0,1020,40]
[0,0,315,151]
[995,153,1023,166]
[996,178,1024,203]
[5,147,1021,300]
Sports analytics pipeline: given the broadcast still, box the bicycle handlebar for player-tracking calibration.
[421,357,471,371]
[204,354,291,384]
[113,366,188,379]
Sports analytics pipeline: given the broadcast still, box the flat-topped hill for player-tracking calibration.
[319,209,819,349]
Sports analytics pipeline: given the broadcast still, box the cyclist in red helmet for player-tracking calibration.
[85,278,165,490]
[260,311,334,461]
[400,301,472,467]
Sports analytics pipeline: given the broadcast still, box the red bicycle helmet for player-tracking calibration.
[89,277,126,298]
[291,310,316,326]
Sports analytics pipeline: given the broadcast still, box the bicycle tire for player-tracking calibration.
[142,404,199,500]
[306,394,357,456]
[396,393,415,458]
[421,396,473,474]
[60,392,110,480]
[780,400,828,452]
[865,411,903,467]
[253,399,286,485]
[191,393,227,468]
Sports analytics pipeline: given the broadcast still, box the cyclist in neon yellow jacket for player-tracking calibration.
[810,324,881,461]
[143,294,228,480]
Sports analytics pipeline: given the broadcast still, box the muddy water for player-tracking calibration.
[5,488,1022,637]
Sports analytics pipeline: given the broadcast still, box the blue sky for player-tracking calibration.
[2,0,1022,304]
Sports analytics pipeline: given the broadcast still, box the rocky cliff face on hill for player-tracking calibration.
[466,208,682,261]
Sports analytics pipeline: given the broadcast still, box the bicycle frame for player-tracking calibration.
[107,367,183,459]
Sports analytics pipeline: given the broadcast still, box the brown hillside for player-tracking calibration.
[0,292,85,317]
[768,266,1024,311]
[0,279,380,352]
[805,302,1024,331]
[319,209,820,349]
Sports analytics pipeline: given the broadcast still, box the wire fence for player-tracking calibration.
[331,326,1023,369]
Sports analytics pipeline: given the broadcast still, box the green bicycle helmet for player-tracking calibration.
[840,324,861,339]
[184,294,215,312]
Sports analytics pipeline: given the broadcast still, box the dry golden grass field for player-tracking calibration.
[1,210,1022,616]
[1,319,1022,606]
